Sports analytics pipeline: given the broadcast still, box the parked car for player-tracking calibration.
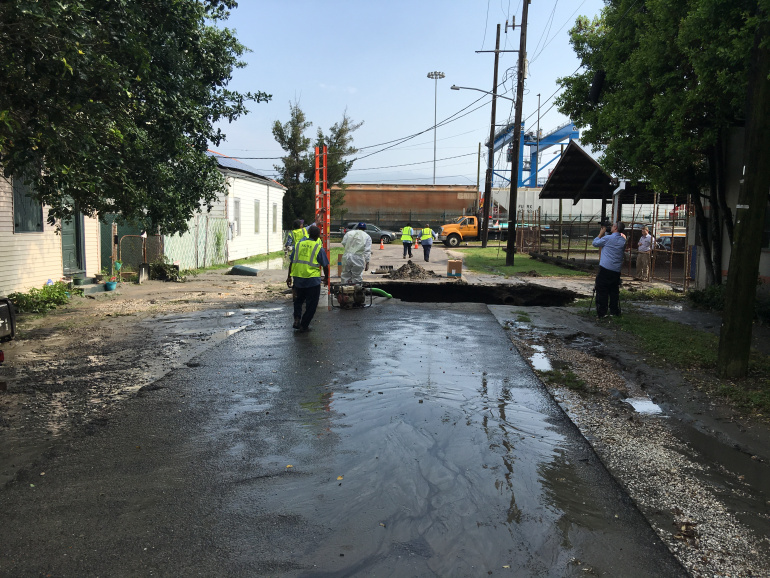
[342,222,397,244]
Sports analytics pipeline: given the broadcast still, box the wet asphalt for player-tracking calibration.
[0,299,687,577]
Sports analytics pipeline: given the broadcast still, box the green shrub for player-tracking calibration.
[688,284,726,311]
[9,281,78,313]
[688,284,770,323]
[149,256,195,282]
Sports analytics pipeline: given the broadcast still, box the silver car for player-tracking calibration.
[343,222,397,244]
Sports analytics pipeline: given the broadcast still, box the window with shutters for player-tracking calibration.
[13,176,44,233]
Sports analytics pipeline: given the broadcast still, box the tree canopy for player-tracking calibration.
[0,0,269,234]
[272,102,362,228]
[556,0,766,284]
[557,0,757,187]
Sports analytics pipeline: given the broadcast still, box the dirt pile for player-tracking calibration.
[387,261,442,280]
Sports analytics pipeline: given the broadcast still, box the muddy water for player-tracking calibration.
[217,303,685,576]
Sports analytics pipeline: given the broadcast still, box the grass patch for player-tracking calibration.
[620,287,685,301]
[572,288,684,311]
[538,369,587,392]
[456,249,590,277]
[598,309,770,414]
[192,251,287,274]
[514,311,532,323]
[609,311,717,367]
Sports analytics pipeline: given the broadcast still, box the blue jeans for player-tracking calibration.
[402,241,412,258]
[422,243,432,261]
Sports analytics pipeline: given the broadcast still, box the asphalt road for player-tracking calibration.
[0,300,686,577]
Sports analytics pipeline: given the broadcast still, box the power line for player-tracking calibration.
[349,152,476,172]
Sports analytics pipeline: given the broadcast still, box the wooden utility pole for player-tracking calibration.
[717,15,770,378]
[505,0,530,266]
[480,24,501,248]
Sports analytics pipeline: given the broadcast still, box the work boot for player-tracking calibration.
[292,316,301,329]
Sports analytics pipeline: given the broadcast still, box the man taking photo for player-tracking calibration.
[592,221,627,318]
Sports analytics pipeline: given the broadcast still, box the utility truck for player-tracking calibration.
[437,216,507,247]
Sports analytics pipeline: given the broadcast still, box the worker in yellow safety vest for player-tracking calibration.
[287,225,330,333]
[285,219,307,256]
[401,223,413,259]
[419,224,436,262]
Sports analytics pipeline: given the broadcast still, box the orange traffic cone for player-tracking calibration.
[414,239,419,250]
[379,239,384,250]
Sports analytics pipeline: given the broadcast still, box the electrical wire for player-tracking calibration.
[530,0,587,64]
[348,152,477,172]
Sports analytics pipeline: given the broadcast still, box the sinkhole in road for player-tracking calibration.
[367,281,577,306]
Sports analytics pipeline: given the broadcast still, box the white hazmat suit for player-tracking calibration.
[341,228,372,284]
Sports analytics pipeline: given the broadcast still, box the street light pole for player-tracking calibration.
[427,71,445,185]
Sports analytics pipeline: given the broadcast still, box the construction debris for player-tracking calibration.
[387,261,442,280]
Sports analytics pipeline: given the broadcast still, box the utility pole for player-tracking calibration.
[479,25,501,248]
[505,0,530,266]
[536,93,541,186]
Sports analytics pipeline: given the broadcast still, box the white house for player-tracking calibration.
[208,151,286,262]
[0,173,101,295]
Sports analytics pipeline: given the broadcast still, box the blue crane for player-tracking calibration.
[488,120,579,187]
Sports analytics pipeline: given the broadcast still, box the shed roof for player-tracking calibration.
[538,141,685,205]
[538,141,616,204]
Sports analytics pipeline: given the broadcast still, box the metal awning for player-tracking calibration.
[538,141,683,205]
[538,141,616,204]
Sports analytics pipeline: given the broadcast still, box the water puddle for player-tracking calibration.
[529,344,553,371]
[625,397,663,415]
[260,257,286,270]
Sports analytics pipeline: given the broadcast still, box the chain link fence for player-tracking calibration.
[102,214,230,273]
[163,215,229,270]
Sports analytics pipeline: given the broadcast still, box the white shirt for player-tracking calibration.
[638,232,653,253]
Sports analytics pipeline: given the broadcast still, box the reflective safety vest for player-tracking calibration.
[290,228,306,246]
[401,227,412,242]
[421,227,432,241]
[292,238,322,278]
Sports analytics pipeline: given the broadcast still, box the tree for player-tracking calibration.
[557,0,770,378]
[0,0,270,234]
[556,0,759,285]
[306,111,363,223]
[272,103,313,228]
[273,102,362,228]
[717,5,770,378]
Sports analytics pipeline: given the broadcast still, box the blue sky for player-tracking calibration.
[214,0,606,187]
